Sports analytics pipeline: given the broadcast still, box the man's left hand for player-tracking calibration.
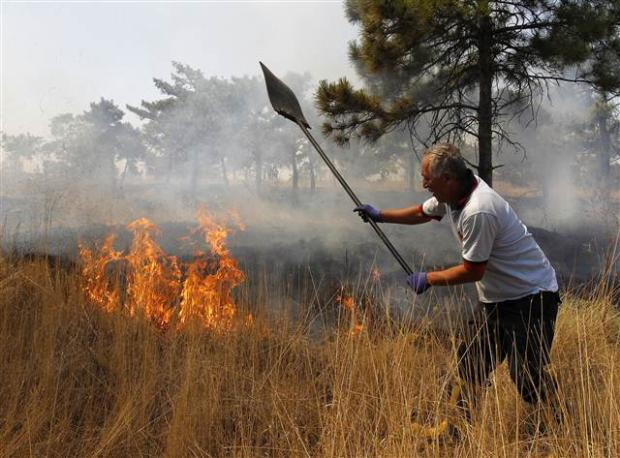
[406,272,430,294]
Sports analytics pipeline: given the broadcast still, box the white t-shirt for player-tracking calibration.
[422,176,558,303]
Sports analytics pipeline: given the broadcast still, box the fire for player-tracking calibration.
[79,234,122,313]
[79,209,246,332]
[125,218,181,330]
[339,294,355,311]
[178,208,245,330]
[337,292,364,337]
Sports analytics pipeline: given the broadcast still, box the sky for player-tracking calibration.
[1,1,358,137]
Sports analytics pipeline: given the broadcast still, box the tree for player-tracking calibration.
[573,91,619,218]
[588,95,619,188]
[43,99,144,191]
[1,133,44,174]
[232,71,320,198]
[316,0,620,186]
[127,63,252,196]
[275,73,318,198]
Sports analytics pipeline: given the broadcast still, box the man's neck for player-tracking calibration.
[450,172,477,209]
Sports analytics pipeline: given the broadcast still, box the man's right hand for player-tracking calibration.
[354,204,382,223]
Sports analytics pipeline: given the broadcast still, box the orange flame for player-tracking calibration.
[79,234,122,313]
[79,209,246,332]
[178,208,245,331]
[351,323,364,336]
[125,218,181,330]
[339,294,355,311]
[337,292,364,337]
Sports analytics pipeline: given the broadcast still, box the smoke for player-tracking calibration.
[2,62,618,321]
[491,83,619,233]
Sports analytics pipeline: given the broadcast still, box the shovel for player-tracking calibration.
[259,62,413,276]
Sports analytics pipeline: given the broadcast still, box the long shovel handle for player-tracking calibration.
[299,123,414,276]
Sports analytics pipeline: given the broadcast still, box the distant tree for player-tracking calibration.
[84,99,145,190]
[238,107,301,196]
[1,133,44,174]
[588,95,619,187]
[503,102,575,211]
[43,113,84,178]
[573,92,619,213]
[45,99,144,190]
[238,109,276,192]
[234,71,320,198]
[129,63,322,201]
[279,73,317,198]
[317,0,620,186]
[127,63,252,196]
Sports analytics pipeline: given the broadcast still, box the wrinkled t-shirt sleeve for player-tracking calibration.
[461,212,498,262]
[421,197,446,219]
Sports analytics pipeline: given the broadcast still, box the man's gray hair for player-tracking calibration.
[422,143,470,181]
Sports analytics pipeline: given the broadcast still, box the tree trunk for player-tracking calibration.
[291,150,299,200]
[220,155,229,186]
[254,150,263,192]
[597,111,611,186]
[118,159,130,193]
[309,158,316,192]
[596,104,613,220]
[108,159,118,191]
[190,149,200,200]
[477,8,494,187]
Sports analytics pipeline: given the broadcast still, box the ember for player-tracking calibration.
[79,209,246,331]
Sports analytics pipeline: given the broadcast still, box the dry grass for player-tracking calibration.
[1,255,619,457]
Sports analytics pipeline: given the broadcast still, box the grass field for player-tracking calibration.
[1,252,619,457]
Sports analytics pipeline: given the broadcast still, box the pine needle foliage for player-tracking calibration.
[316,0,620,186]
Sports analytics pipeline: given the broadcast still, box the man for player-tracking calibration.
[355,143,561,420]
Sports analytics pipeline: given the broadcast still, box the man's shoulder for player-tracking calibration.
[464,180,504,217]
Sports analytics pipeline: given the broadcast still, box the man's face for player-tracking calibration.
[421,156,458,203]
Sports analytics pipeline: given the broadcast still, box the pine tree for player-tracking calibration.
[42,99,143,190]
[316,0,620,186]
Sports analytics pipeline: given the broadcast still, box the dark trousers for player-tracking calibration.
[457,291,561,405]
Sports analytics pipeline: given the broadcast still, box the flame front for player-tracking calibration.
[126,218,181,330]
[178,208,245,330]
[80,234,122,313]
[79,209,245,332]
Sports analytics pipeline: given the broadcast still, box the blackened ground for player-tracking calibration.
[6,219,618,309]
[3,185,618,314]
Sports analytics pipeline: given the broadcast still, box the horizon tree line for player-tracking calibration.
[2,47,619,204]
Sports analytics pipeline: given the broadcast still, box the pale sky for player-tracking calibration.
[1,1,358,137]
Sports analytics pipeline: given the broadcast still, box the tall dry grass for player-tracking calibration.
[1,254,618,457]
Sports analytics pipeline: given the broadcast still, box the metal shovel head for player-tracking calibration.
[260,62,310,128]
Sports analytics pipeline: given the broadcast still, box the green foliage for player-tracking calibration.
[317,0,620,184]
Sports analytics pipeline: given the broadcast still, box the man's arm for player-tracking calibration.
[380,204,435,225]
[427,261,486,285]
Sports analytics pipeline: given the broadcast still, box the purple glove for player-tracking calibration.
[406,272,430,294]
[354,204,382,223]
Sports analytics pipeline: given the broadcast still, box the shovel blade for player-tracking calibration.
[260,62,310,128]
